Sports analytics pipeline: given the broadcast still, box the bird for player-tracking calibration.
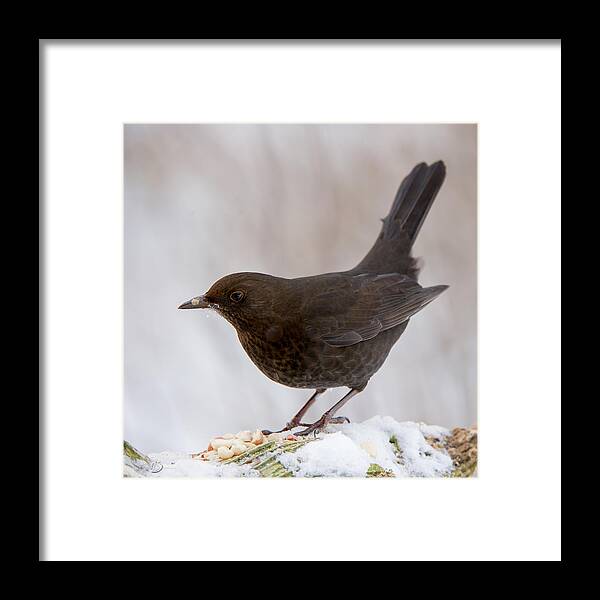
[179,161,448,436]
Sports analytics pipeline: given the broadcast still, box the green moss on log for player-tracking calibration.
[123,441,151,464]
[222,438,312,477]
[367,463,394,478]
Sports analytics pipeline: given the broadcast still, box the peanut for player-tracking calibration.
[231,443,246,456]
[217,446,235,460]
[251,430,265,445]
[211,438,233,449]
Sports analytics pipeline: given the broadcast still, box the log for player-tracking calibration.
[124,417,477,478]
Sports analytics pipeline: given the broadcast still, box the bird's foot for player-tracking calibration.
[294,415,350,437]
[262,427,284,436]
[262,420,300,436]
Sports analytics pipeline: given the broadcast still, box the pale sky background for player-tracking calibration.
[124,124,477,452]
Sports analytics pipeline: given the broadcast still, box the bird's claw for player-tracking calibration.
[262,421,299,436]
[265,416,350,437]
[262,429,287,435]
[329,416,351,424]
[294,415,350,437]
[295,422,324,436]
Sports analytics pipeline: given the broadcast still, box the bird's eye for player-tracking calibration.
[229,290,246,303]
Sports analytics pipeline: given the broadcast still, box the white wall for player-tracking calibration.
[124,124,477,452]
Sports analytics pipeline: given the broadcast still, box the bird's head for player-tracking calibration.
[178,272,287,333]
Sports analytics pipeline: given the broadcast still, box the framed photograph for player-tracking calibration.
[41,40,561,561]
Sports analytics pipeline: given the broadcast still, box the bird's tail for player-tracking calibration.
[350,161,446,278]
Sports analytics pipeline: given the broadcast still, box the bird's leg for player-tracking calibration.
[295,388,363,436]
[262,388,326,435]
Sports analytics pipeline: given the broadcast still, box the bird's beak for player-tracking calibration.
[178,295,210,309]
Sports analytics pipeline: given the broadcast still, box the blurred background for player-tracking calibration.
[125,124,477,452]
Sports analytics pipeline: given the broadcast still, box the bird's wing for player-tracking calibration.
[303,274,447,348]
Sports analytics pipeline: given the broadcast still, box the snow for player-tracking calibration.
[282,417,453,478]
[144,451,257,478]
[132,417,454,478]
[278,432,372,477]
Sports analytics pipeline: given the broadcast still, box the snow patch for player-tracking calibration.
[278,432,372,477]
[337,416,453,477]
[147,451,257,478]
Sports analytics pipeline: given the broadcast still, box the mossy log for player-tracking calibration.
[124,425,477,478]
[123,441,163,476]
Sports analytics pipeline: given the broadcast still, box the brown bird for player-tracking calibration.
[179,161,448,436]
